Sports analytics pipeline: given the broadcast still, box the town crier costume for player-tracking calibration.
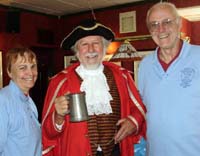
[42,19,146,156]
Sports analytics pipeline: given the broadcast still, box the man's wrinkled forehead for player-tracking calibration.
[147,3,178,22]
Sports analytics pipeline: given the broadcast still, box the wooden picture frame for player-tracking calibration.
[119,11,136,33]
[64,55,77,68]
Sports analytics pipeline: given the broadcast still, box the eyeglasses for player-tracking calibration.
[148,18,178,32]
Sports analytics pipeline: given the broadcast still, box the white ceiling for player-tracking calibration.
[0,0,199,21]
[0,0,146,16]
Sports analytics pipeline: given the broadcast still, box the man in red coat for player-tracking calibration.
[42,19,146,156]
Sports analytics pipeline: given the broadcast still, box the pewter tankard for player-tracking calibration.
[68,92,88,122]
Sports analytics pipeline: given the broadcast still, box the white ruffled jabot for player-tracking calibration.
[76,64,113,115]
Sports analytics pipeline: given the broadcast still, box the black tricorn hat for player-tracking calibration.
[60,19,115,50]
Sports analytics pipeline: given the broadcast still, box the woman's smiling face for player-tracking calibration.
[7,52,38,94]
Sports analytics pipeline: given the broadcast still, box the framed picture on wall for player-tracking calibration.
[134,50,154,87]
[0,51,2,88]
[64,55,77,68]
[119,11,136,33]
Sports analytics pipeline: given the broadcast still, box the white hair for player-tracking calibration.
[146,2,180,26]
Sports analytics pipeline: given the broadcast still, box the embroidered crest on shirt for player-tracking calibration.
[180,67,195,88]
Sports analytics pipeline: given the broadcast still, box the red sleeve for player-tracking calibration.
[42,64,81,155]
[126,71,146,139]
[42,74,67,154]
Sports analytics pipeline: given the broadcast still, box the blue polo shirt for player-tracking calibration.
[138,41,200,156]
[0,80,42,156]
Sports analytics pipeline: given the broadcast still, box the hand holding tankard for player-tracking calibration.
[54,93,70,117]
[66,92,88,122]
[55,92,88,122]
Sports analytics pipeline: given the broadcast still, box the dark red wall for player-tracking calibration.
[61,2,155,51]
[0,8,63,85]
[191,21,200,44]
[60,0,200,51]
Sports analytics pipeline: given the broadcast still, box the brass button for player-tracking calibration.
[86,152,90,156]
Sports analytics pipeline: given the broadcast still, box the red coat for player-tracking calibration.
[42,62,146,156]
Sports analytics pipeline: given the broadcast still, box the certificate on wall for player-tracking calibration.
[119,11,136,33]
[64,55,77,68]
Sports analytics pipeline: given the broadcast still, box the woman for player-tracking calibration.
[0,47,42,156]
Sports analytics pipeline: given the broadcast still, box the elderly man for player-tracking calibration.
[138,2,200,156]
[42,19,146,156]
